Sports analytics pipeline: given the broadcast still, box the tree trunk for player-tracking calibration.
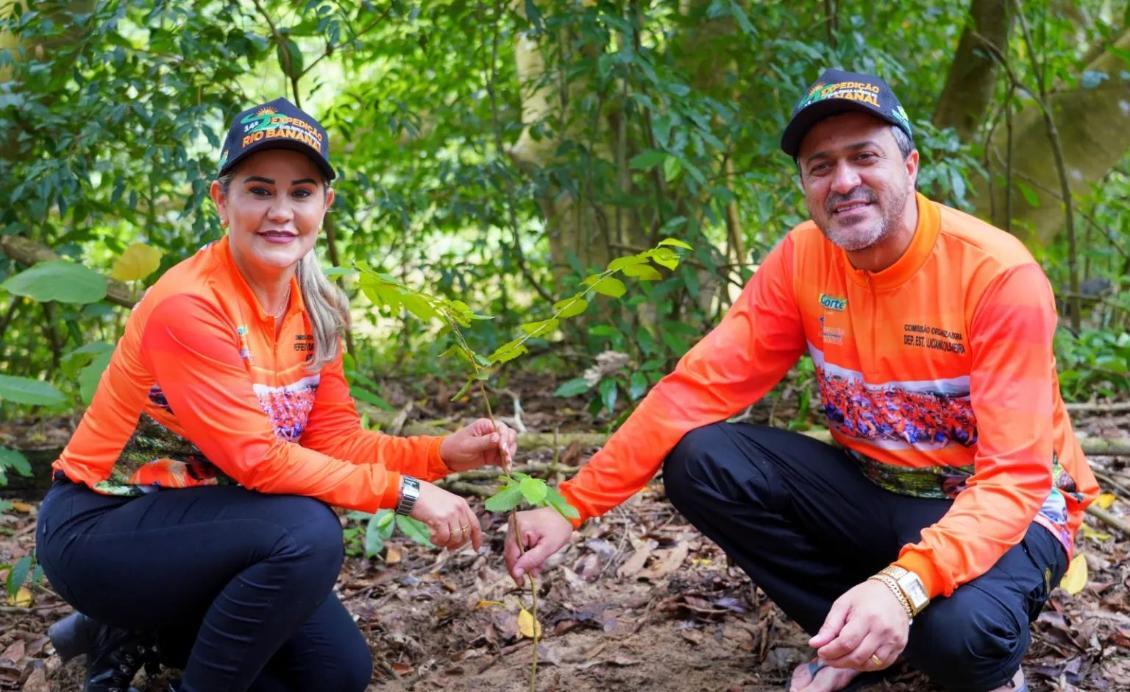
[508,1,626,277]
[971,28,1130,245]
[932,0,1013,141]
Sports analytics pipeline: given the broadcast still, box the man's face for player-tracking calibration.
[796,111,918,252]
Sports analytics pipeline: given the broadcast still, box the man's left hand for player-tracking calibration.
[809,579,911,671]
[440,418,518,472]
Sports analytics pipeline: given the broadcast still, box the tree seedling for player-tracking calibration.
[357,238,690,690]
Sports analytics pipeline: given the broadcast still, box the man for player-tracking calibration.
[504,69,1098,692]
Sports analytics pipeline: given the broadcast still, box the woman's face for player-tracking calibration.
[210,149,334,282]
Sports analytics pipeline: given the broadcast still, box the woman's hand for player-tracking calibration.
[439,418,518,472]
[409,480,482,550]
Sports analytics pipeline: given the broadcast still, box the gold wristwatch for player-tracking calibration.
[880,565,930,615]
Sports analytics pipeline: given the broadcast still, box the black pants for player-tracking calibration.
[663,423,1067,692]
[36,479,371,692]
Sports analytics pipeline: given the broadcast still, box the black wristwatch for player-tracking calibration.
[395,476,420,516]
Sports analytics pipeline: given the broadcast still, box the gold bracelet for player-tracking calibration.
[868,573,914,619]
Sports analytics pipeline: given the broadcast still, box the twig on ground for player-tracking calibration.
[1086,504,1130,535]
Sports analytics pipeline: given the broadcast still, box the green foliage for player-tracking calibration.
[358,238,689,521]
[1054,329,1130,401]
[0,446,32,486]
[344,509,433,560]
[2,260,107,304]
[0,0,1123,431]
[0,374,65,407]
[2,553,42,600]
[486,472,579,521]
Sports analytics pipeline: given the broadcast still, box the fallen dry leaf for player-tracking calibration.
[517,606,542,639]
[616,540,654,578]
[640,542,689,581]
[1060,554,1088,595]
[21,664,49,692]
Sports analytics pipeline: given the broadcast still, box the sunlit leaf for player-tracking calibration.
[520,318,559,337]
[657,238,692,250]
[648,247,680,270]
[553,297,588,318]
[546,486,580,521]
[519,476,547,505]
[110,243,162,281]
[400,292,437,321]
[489,339,528,365]
[1059,554,1087,595]
[1094,493,1116,510]
[485,482,524,513]
[517,607,542,639]
[622,263,662,281]
[607,255,649,272]
[584,276,626,298]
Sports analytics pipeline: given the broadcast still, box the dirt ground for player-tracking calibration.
[1,383,1128,691]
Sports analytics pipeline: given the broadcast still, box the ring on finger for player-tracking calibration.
[869,655,883,668]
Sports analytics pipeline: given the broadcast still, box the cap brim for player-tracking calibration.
[780,100,901,158]
[219,138,336,181]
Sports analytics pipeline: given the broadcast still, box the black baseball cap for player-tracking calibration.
[780,68,913,158]
[217,97,335,180]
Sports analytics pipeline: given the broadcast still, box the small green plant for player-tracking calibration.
[343,510,433,559]
[356,238,690,691]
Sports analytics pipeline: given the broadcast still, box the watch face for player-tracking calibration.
[899,576,928,606]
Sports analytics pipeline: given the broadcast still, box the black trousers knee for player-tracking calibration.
[663,423,1067,691]
[36,478,371,692]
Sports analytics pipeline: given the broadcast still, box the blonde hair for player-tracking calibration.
[217,173,350,371]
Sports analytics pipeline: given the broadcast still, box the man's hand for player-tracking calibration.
[809,579,911,671]
[409,480,483,551]
[503,506,574,586]
[439,418,518,472]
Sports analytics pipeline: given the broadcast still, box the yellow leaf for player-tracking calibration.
[384,546,402,564]
[475,600,503,610]
[6,586,32,607]
[517,607,542,639]
[110,243,162,281]
[1094,493,1116,510]
[1080,524,1112,542]
[7,500,34,513]
[1059,554,1088,595]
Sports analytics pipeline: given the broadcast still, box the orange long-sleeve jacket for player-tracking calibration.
[53,237,448,512]
[559,193,1098,599]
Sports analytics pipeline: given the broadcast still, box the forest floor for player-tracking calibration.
[0,376,1127,691]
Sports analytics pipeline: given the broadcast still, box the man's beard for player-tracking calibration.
[820,185,907,252]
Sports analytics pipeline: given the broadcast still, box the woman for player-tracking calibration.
[37,98,516,692]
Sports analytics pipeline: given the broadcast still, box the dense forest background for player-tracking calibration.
[0,2,1128,690]
[0,0,1127,434]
